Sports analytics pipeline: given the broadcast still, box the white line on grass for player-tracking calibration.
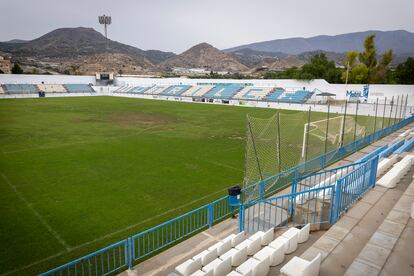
[1,125,160,155]
[206,160,244,172]
[2,185,231,275]
[0,173,71,251]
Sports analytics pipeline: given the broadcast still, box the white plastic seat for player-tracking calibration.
[190,269,213,276]
[226,271,243,276]
[248,231,264,242]
[254,245,284,266]
[296,224,310,243]
[219,247,247,266]
[269,236,289,252]
[192,248,218,266]
[280,253,322,276]
[236,257,270,276]
[202,257,232,276]
[281,228,299,254]
[236,235,262,256]
[222,231,245,247]
[260,228,274,246]
[208,239,232,256]
[175,258,202,276]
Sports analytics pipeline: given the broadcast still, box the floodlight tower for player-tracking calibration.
[98,14,112,38]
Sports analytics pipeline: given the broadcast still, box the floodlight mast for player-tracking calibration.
[98,15,112,38]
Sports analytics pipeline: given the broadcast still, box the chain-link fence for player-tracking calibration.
[242,94,410,203]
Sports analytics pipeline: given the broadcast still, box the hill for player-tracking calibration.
[0,27,175,74]
[159,43,249,73]
[225,30,414,55]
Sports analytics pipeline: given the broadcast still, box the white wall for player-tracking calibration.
[0,74,96,85]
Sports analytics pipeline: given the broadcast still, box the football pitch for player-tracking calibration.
[0,96,340,275]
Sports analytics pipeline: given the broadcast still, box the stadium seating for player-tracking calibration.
[160,85,192,96]
[278,90,314,103]
[64,84,94,93]
[233,87,273,100]
[37,84,67,93]
[3,84,38,94]
[143,85,168,95]
[174,224,312,276]
[181,85,215,97]
[203,84,243,99]
[280,253,322,276]
[119,86,150,94]
[265,88,284,101]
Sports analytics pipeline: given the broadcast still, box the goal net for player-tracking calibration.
[302,115,366,159]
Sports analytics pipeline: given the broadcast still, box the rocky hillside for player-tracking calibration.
[0,27,175,74]
[160,43,249,73]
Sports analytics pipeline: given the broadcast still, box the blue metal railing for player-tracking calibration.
[40,116,413,276]
[40,239,129,276]
[241,155,379,233]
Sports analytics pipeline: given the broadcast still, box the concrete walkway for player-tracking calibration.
[121,122,414,276]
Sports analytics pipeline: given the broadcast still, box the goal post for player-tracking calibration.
[301,116,345,159]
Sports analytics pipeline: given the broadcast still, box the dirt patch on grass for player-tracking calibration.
[110,113,176,126]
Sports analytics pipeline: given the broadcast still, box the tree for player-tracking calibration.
[394,57,414,84]
[11,63,23,74]
[344,35,393,84]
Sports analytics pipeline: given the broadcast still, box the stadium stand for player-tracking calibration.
[233,87,274,100]
[181,85,215,97]
[265,88,284,101]
[278,90,314,103]
[160,85,192,96]
[143,85,168,95]
[3,84,38,94]
[37,84,67,93]
[64,84,95,93]
[111,84,315,104]
[174,225,312,276]
[203,84,243,99]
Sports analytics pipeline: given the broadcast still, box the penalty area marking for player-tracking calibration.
[3,185,231,275]
[0,172,71,251]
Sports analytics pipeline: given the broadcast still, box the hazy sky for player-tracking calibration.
[1,0,413,53]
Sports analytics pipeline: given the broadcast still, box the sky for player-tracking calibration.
[0,0,413,54]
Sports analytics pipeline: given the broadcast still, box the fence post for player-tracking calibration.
[127,237,133,270]
[239,204,245,232]
[259,181,265,199]
[370,155,379,187]
[208,203,214,227]
[333,179,343,223]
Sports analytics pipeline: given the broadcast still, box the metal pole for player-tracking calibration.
[340,100,348,147]
[388,96,394,127]
[381,97,387,129]
[393,95,400,125]
[403,94,409,120]
[399,94,406,122]
[353,100,359,142]
[247,115,264,181]
[277,113,282,173]
[304,107,311,162]
[373,98,378,136]
[324,103,331,154]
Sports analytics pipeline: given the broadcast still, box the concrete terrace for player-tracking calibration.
[120,122,414,276]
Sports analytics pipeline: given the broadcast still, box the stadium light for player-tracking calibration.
[98,14,112,38]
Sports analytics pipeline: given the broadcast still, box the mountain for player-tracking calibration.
[225,30,414,55]
[160,43,249,72]
[3,39,27,43]
[0,27,175,74]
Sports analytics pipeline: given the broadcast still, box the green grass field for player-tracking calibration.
[1,96,334,275]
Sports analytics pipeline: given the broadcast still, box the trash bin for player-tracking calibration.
[228,186,241,206]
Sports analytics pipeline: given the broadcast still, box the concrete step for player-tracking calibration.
[297,166,414,276]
